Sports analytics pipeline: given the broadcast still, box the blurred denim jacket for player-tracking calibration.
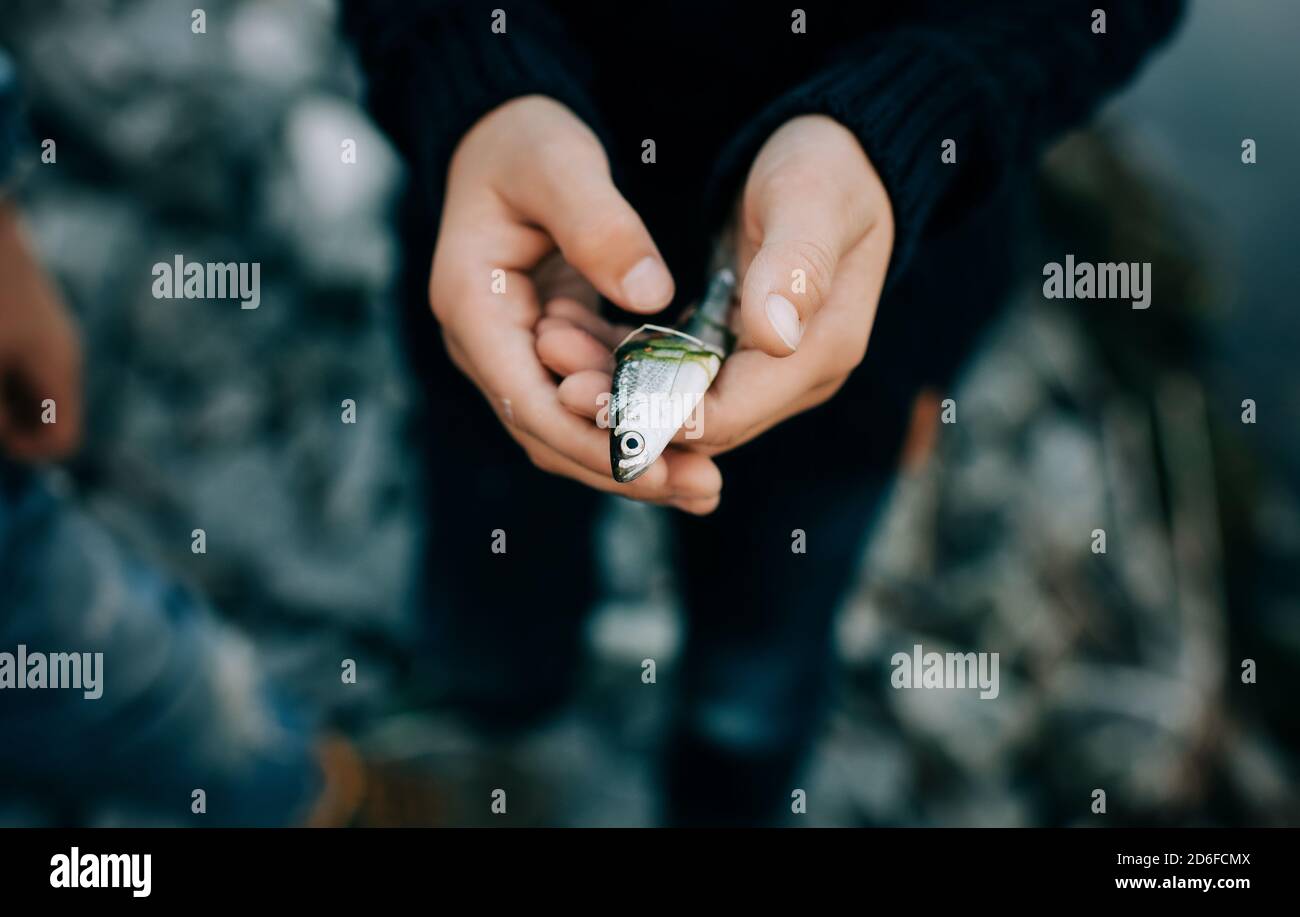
[0,53,319,824]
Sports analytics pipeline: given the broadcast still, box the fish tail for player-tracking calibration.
[680,268,736,353]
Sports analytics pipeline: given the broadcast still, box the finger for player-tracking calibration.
[552,370,724,499]
[513,423,664,495]
[432,199,647,484]
[498,147,674,313]
[30,344,82,457]
[1,352,82,461]
[674,347,836,454]
[659,447,723,500]
[556,370,612,421]
[464,320,693,489]
[557,358,812,459]
[683,349,802,450]
[531,255,599,310]
[433,193,702,493]
[430,211,607,461]
[686,230,887,452]
[556,319,844,460]
[671,493,721,516]
[739,172,869,356]
[0,418,77,461]
[436,265,612,477]
[536,323,614,377]
[543,297,629,349]
[513,423,721,505]
[431,193,678,491]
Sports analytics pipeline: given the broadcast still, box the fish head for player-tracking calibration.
[610,392,678,483]
[608,328,721,484]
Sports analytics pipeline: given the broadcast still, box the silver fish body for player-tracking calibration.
[609,269,736,483]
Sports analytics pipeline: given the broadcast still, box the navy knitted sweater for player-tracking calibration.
[343,0,1183,467]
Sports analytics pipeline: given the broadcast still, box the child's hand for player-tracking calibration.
[429,95,722,514]
[546,114,893,460]
[0,203,83,461]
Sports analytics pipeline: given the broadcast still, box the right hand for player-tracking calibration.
[0,203,83,461]
[430,95,721,514]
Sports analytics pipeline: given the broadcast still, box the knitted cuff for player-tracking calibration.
[707,31,1009,286]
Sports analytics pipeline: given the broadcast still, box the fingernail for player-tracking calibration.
[764,292,803,351]
[621,256,673,310]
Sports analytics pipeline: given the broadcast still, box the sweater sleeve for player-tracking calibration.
[708,0,1185,283]
[340,0,604,214]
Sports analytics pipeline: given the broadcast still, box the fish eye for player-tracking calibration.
[620,432,644,456]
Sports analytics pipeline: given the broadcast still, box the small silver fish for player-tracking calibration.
[609,268,736,482]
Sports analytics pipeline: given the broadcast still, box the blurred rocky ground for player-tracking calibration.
[1,0,1296,826]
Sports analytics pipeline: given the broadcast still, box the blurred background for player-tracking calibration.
[0,0,1296,825]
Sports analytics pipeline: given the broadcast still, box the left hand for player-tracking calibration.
[539,114,894,461]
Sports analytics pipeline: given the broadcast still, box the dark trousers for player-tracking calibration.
[411,346,890,825]
[396,162,1015,825]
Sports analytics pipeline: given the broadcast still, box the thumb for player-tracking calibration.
[738,168,873,356]
[739,234,842,356]
[500,146,674,314]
